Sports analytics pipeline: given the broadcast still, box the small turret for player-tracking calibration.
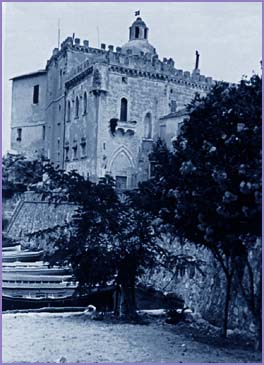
[122,16,156,56]
[129,17,149,41]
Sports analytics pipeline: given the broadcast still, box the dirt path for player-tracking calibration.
[3,312,261,363]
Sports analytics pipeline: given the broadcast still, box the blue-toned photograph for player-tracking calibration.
[2,1,262,363]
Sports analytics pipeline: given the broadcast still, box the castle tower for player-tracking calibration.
[129,17,149,41]
[122,17,156,55]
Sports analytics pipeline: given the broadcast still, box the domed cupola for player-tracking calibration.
[121,16,156,56]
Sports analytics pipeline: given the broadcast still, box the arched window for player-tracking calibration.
[75,96,79,118]
[67,100,71,122]
[83,92,87,115]
[144,112,152,139]
[144,28,148,39]
[120,98,128,121]
[135,26,140,39]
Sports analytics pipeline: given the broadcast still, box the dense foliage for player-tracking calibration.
[2,153,44,198]
[136,75,262,337]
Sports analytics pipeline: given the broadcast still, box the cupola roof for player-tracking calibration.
[121,16,156,56]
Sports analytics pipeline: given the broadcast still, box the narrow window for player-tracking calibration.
[33,85,39,104]
[135,27,140,39]
[65,147,70,161]
[144,112,152,139]
[67,101,71,122]
[144,28,148,39]
[17,128,22,142]
[75,96,79,118]
[83,92,87,115]
[72,146,78,160]
[57,138,60,161]
[80,142,87,158]
[42,126,46,140]
[120,98,128,121]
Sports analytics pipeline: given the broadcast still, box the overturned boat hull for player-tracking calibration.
[2,287,115,311]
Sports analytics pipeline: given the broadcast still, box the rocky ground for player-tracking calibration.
[3,311,262,363]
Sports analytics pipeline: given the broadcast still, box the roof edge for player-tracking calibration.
[159,108,189,120]
[10,70,47,81]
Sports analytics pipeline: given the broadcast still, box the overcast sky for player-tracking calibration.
[2,2,262,154]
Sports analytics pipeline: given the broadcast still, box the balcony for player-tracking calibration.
[116,120,137,136]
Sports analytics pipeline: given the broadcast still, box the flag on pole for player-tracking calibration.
[135,10,140,16]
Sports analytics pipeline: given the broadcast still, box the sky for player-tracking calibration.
[2,1,262,155]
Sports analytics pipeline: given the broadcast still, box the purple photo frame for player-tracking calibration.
[0,1,263,364]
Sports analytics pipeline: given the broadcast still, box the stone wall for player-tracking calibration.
[6,192,77,242]
[141,240,261,334]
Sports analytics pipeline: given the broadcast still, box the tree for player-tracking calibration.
[137,75,262,339]
[2,153,44,198]
[32,166,160,319]
[2,153,45,233]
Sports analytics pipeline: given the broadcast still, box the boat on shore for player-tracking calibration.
[2,249,43,263]
[2,244,114,311]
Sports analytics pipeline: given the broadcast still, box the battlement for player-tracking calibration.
[48,36,215,90]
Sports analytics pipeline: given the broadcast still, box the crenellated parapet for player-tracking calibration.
[48,35,215,91]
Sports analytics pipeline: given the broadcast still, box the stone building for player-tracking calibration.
[10,16,214,188]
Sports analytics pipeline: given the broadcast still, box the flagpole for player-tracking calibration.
[58,18,61,49]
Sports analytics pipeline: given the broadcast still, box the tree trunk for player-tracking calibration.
[113,285,121,316]
[119,281,138,319]
[222,274,232,337]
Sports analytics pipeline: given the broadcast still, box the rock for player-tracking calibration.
[84,305,97,319]
[58,356,67,363]
[181,344,187,352]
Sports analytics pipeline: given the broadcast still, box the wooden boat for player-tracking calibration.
[2,249,43,263]
[2,262,70,275]
[2,245,114,311]
[2,286,115,311]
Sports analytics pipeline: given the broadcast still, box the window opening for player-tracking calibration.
[33,85,39,104]
[120,98,128,121]
[17,128,22,142]
[72,146,78,160]
[144,113,152,139]
[67,101,71,122]
[83,92,87,114]
[75,96,79,118]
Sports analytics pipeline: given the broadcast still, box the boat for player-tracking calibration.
[2,244,114,311]
[2,249,43,263]
[2,261,71,275]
